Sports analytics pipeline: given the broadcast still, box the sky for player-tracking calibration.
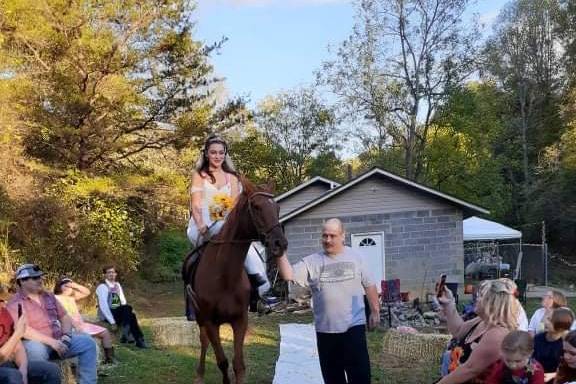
[194,0,506,107]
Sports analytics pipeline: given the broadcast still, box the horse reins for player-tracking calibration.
[206,191,282,245]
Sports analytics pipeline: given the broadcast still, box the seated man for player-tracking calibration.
[0,298,61,384]
[96,266,147,348]
[7,264,97,384]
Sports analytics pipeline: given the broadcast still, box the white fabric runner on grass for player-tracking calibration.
[273,323,323,384]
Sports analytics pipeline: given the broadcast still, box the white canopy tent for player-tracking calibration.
[463,216,522,241]
[463,216,523,280]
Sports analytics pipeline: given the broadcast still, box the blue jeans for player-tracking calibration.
[0,361,61,384]
[23,333,97,384]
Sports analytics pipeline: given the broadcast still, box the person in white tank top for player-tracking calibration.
[187,135,240,246]
[186,134,272,312]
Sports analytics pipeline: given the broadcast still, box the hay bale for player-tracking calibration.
[382,329,451,364]
[56,359,76,384]
[145,316,200,347]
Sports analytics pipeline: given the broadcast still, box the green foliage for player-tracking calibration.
[0,0,242,171]
[230,122,344,193]
[141,229,190,283]
[424,82,510,218]
[320,0,479,179]
[526,120,576,251]
[306,151,347,183]
[11,181,144,282]
[356,146,406,177]
[253,88,339,192]
[229,127,281,187]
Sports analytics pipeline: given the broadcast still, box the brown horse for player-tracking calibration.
[182,180,287,384]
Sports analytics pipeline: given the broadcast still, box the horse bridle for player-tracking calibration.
[206,191,282,245]
[247,191,282,240]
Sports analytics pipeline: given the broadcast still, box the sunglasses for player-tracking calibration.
[21,275,42,282]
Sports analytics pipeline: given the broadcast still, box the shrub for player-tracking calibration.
[11,178,144,283]
[141,228,190,283]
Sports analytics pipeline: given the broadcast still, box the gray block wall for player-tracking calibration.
[283,208,463,299]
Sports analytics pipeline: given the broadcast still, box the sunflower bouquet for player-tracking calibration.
[209,193,235,222]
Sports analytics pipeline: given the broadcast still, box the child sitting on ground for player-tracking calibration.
[485,330,545,384]
[533,308,574,376]
[551,330,576,383]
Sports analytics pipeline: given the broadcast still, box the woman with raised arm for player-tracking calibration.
[54,278,116,364]
[436,278,521,383]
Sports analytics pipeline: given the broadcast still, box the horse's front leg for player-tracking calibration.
[194,326,209,384]
[231,313,248,384]
[205,323,231,384]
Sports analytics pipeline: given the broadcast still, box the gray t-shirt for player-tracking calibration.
[292,247,374,333]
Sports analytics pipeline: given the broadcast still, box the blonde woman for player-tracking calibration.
[437,278,521,384]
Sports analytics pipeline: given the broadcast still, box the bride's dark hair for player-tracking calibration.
[195,134,238,184]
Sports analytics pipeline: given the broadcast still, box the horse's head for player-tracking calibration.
[241,180,288,258]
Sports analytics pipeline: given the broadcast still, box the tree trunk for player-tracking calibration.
[518,82,530,185]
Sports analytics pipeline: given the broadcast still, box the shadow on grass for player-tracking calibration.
[99,316,286,384]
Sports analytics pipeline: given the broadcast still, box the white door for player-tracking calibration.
[351,232,385,292]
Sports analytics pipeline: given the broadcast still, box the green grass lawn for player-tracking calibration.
[99,311,386,384]
[99,282,386,383]
[97,282,576,384]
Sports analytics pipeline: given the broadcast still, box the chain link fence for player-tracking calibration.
[464,241,547,285]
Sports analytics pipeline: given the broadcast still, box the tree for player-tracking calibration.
[424,82,510,219]
[229,127,281,186]
[306,151,347,183]
[0,0,241,172]
[529,112,576,252]
[484,0,563,185]
[255,88,338,191]
[482,0,565,227]
[320,0,479,180]
[557,0,576,85]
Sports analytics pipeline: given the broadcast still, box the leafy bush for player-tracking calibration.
[141,228,190,283]
[10,174,145,283]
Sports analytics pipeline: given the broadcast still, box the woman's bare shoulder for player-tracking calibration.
[192,170,207,180]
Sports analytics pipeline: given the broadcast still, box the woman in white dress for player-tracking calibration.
[187,134,240,246]
[186,134,271,311]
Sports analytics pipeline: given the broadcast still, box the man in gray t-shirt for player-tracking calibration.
[277,218,380,384]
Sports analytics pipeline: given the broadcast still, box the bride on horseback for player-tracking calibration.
[187,134,271,311]
[187,134,240,245]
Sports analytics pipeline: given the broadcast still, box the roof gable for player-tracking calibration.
[274,176,340,202]
[280,167,489,222]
